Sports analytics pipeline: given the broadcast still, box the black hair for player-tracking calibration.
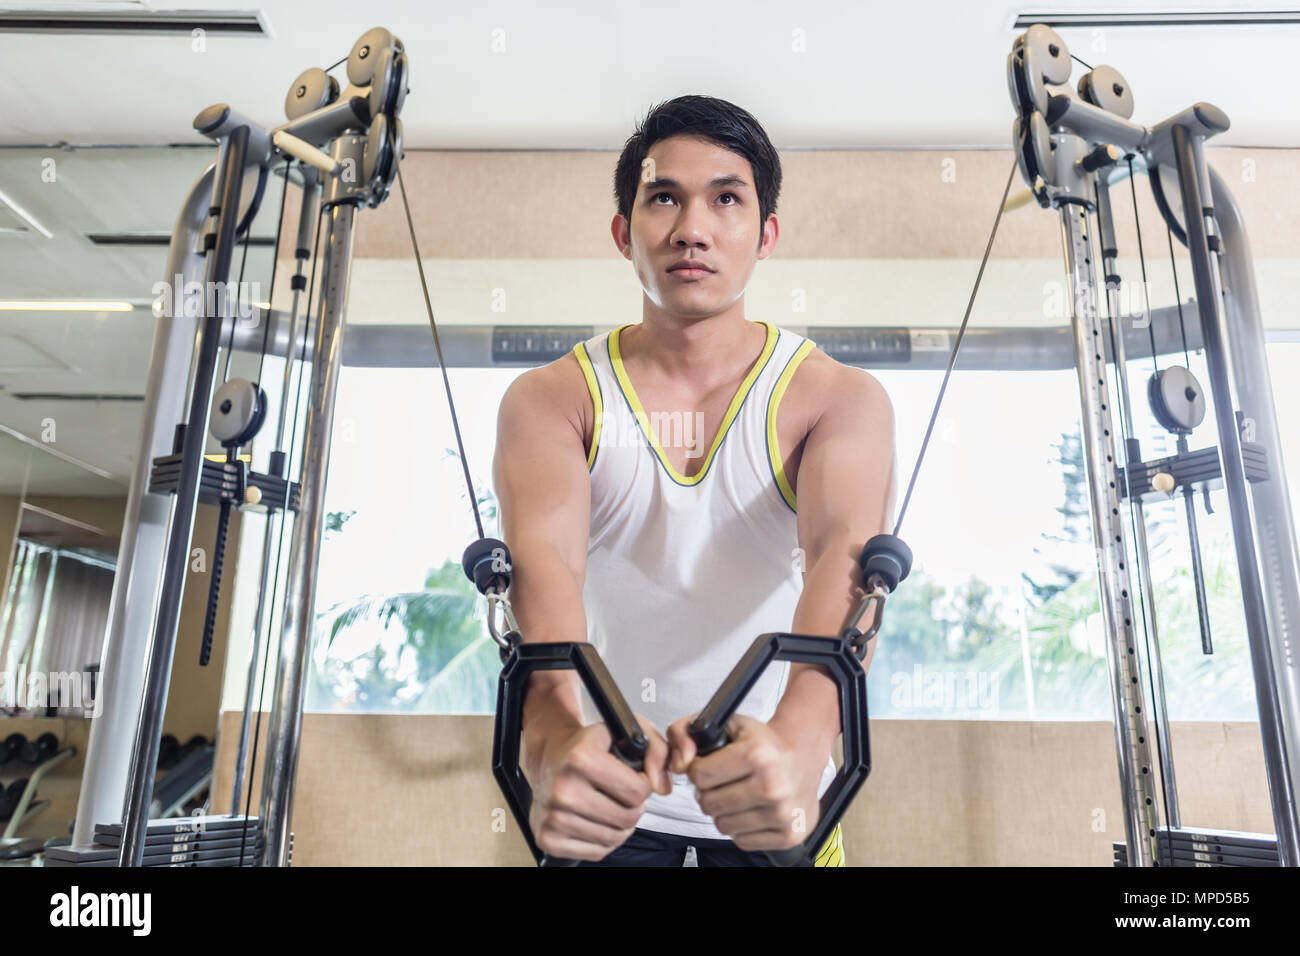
[613,94,782,232]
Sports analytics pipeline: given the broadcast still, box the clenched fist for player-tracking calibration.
[527,715,671,861]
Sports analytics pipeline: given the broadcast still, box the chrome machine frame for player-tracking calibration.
[1008,24,1300,866]
[71,26,408,866]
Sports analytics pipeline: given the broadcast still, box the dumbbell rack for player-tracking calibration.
[1,735,59,830]
[0,734,75,848]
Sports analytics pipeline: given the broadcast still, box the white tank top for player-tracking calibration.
[572,320,835,840]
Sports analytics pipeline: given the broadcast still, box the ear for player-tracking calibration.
[756,213,779,260]
[611,213,633,261]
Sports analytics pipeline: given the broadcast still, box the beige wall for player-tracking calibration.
[212,711,1271,866]
[343,148,1300,260]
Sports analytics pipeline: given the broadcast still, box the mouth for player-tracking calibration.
[667,261,714,279]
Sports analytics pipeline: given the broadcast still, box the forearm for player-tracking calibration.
[508,536,589,776]
[771,528,872,750]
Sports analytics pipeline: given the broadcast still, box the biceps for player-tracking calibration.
[796,399,896,561]
[493,408,590,576]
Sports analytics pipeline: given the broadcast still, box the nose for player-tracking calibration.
[670,197,711,250]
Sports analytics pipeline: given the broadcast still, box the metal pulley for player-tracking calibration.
[347,27,402,87]
[363,113,404,207]
[1079,65,1135,119]
[1007,24,1070,118]
[284,67,339,121]
[210,378,267,448]
[1148,365,1206,435]
[1013,111,1053,196]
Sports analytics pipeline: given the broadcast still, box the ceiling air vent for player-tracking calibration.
[1014,10,1300,28]
[87,233,277,247]
[0,8,269,36]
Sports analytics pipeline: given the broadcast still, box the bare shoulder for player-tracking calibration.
[497,350,592,445]
[786,345,893,431]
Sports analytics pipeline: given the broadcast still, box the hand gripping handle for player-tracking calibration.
[493,642,647,866]
[687,633,871,867]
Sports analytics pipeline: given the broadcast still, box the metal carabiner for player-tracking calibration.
[842,578,890,660]
[484,589,521,659]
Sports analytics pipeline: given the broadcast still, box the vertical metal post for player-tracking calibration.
[1170,124,1300,864]
[1060,192,1161,866]
[1093,178,1181,828]
[229,172,322,815]
[71,160,216,850]
[1209,163,1300,836]
[259,133,364,866]
[118,126,250,866]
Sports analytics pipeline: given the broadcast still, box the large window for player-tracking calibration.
[284,340,1299,721]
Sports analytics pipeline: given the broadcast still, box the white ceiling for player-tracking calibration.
[2,0,1300,496]
[2,0,1299,148]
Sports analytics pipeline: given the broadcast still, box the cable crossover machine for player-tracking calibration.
[64,23,1300,868]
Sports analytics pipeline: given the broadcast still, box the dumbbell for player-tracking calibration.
[0,778,28,822]
[157,734,180,771]
[2,733,27,767]
[20,733,58,765]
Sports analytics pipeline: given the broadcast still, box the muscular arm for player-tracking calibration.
[770,363,897,757]
[492,358,593,778]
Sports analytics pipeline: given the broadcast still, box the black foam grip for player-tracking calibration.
[462,537,511,594]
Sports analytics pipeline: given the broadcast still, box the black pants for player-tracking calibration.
[576,827,816,867]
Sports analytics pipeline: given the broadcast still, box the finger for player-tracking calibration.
[694,774,769,820]
[687,743,754,791]
[665,713,699,774]
[549,770,648,831]
[727,825,804,853]
[536,828,625,863]
[635,716,672,795]
[711,806,788,839]
[578,746,654,809]
[541,805,639,852]
[725,714,760,740]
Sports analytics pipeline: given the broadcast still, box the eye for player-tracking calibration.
[650,191,674,204]
[718,192,738,205]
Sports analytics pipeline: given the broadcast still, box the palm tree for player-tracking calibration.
[306,461,503,713]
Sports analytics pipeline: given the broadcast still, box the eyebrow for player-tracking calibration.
[642,174,750,192]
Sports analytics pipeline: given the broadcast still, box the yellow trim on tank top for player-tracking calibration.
[766,338,816,512]
[813,822,846,867]
[608,321,779,486]
[572,342,602,471]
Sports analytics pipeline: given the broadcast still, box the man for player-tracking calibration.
[492,94,896,866]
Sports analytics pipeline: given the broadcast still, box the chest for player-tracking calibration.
[589,365,814,485]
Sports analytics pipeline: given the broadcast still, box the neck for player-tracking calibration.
[624,300,761,386]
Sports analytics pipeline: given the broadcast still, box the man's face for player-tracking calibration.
[613,134,777,320]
